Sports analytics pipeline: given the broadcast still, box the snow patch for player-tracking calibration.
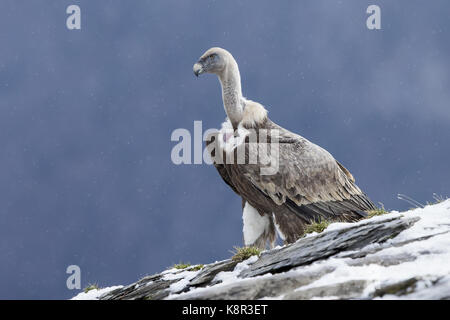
[214,255,259,285]
[71,286,123,300]
[163,269,202,294]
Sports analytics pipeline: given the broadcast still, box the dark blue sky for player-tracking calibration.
[0,0,449,299]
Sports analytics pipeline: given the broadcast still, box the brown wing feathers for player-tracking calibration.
[206,119,376,242]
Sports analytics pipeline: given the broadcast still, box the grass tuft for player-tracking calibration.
[230,246,261,262]
[304,218,331,235]
[367,203,389,219]
[83,283,100,293]
[173,263,191,270]
[190,264,204,271]
[428,193,448,205]
[172,263,204,271]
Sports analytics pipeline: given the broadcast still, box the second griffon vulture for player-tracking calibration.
[193,47,376,249]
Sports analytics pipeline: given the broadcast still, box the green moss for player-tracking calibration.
[171,263,204,271]
[367,204,389,219]
[230,246,261,262]
[190,264,204,271]
[83,283,100,293]
[367,208,389,218]
[173,263,191,270]
[304,218,331,235]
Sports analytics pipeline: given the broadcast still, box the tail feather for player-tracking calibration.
[285,192,376,224]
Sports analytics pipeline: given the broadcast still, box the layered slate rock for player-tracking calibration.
[100,260,239,300]
[87,201,450,300]
[238,215,418,278]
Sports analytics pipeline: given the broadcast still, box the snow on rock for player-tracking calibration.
[71,286,123,300]
[163,269,202,294]
[75,200,450,300]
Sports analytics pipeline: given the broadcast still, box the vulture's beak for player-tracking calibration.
[193,61,204,77]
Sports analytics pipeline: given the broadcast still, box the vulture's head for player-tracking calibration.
[193,47,233,77]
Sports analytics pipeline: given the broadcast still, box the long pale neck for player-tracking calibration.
[218,61,243,130]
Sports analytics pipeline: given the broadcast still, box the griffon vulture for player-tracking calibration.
[193,47,376,249]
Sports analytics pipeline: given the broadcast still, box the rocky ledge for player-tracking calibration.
[73,200,450,300]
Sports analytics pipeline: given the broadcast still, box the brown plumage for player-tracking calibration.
[195,47,376,248]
